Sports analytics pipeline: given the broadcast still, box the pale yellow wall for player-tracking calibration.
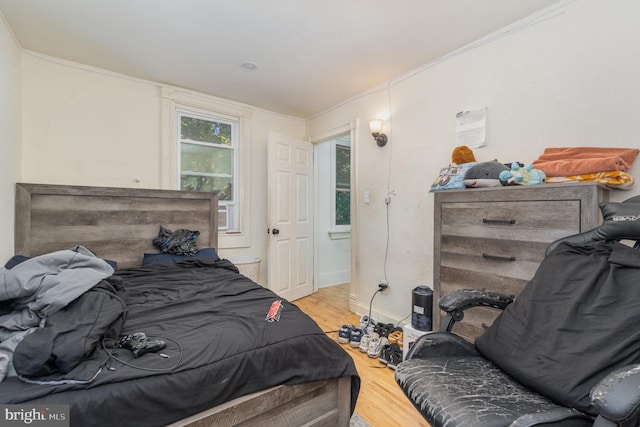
[308,0,640,323]
[0,12,21,262]
[20,53,305,284]
[22,54,162,188]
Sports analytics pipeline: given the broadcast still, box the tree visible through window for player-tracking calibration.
[335,143,350,226]
[179,111,238,230]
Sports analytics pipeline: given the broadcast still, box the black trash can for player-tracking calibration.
[411,286,433,331]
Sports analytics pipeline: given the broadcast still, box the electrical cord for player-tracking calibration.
[383,196,391,283]
[365,288,383,332]
[101,336,183,372]
[396,312,411,328]
[383,82,394,285]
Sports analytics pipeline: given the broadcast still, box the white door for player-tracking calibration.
[267,132,314,301]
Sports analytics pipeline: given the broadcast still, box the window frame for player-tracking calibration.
[162,87,252,249]
[330,135,351,236]
[177,108,239,231]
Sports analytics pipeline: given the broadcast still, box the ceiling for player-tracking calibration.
[0,0,561,118]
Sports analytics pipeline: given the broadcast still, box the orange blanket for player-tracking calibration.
[533,147,639,176]
[545,171,635,189]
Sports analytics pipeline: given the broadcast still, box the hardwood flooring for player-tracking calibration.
[295,284,429,427]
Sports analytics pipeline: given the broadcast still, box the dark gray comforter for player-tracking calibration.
[0,259,360,427]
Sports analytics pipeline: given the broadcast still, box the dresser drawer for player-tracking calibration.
[432,183,608,341]
[448,306,503,343]
[438,245,533,342]
[441,200,582,243]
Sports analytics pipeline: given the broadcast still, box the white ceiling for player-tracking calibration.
[0,0,561,118]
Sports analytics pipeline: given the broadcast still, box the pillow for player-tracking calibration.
[4,254,118,270]
[593,202,640,240]
[429,162,477,192]
[142,247,220,266]
[4,255,31,269]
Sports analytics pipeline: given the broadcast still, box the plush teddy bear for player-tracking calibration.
[499,162,546,185]
[463,161,510,188]
[452,145,476,164]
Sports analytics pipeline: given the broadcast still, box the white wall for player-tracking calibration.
[307,0,640,324]
[20,53,306,284]
[0,13,22,263]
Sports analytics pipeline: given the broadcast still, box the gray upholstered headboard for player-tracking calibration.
[14,183,218,269]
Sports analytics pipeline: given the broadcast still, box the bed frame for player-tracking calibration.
[13,183,353,427]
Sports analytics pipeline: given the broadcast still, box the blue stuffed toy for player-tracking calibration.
[499,162,546,185]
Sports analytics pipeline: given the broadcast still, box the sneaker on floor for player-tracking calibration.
[374,322,395,338]
[359,332,378,353]
[388,330,403,346]
[338,324,354,344]
[349,328,364,348]
[360,315,376,333]
[367,336,387,359]
[378,343,392,365]
[387,343,403,370]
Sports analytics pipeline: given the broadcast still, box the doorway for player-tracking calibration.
[314,132,351,289]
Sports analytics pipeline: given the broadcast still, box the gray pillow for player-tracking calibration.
[593,202,640,240]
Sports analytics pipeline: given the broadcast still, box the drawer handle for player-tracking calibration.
[483,218,516,225]
[482,253,516,262]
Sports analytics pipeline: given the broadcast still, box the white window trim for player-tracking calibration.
[177,108,239,231]
[330,137,351,234]
[328,230,351,240]
[161,86,252,249]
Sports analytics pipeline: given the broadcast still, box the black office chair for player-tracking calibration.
[396,196,640,427]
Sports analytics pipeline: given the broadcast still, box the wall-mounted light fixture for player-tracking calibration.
[369,119,388,147]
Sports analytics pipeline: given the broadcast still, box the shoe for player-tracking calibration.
[387,343,403,369]
[338,324,354,344]
[388,330,403,347]
[368,336,387,359]
[374,322,395,338]
[378,343,392,365]
[349,328,364,348]
[360,315,376,334]
[359,332,378,353]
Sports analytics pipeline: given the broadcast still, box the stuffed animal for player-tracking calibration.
[463,161,510,188]
[430,162,477,192]
[499,162,546,185]
[452,145,476,164]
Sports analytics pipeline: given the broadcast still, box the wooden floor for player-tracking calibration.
[295,284,429,427]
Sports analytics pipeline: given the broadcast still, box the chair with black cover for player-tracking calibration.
[395,196,640,427]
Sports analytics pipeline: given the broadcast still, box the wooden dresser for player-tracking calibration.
[432,183,608,341]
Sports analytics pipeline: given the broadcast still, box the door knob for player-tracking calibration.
[272,228,280,235]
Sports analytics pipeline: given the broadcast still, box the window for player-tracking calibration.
[335,143,351,227]
[162,87,252,249]
[331,135,351,233]
[178,110,238,230]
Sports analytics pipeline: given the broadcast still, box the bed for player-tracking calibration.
[1,183,359,427]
